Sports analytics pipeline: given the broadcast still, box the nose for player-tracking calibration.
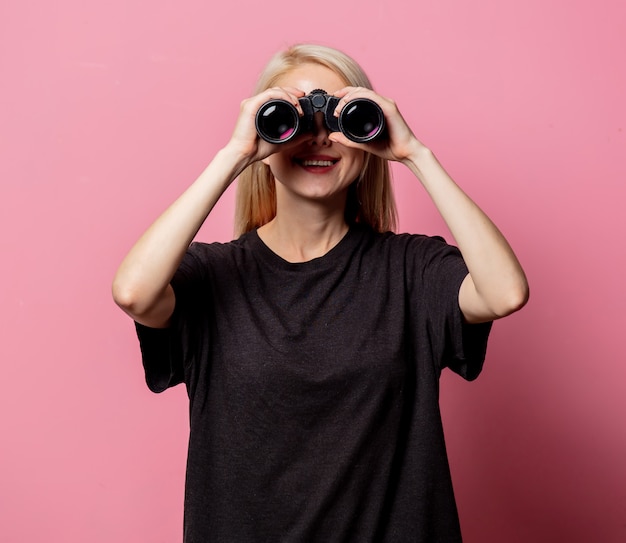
[309,112,331,146]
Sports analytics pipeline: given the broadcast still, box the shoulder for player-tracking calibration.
[171,233,258,292]
[184,231,258,266]
[360,228,467,293]
[359,226,453,260]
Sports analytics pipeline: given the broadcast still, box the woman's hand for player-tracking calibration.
[328,87,425,164]
[224,86,307,167]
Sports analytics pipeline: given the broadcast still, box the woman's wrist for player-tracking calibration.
[215,144,254,179]
[401,139,434,178]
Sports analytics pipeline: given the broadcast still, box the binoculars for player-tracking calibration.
[255,89,385,144]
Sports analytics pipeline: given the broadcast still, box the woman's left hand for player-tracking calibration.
[328,87,424,163]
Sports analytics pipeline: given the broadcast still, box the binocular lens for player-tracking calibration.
[340,99,384,142]
[256,101,298,143]
[256,94,385,144]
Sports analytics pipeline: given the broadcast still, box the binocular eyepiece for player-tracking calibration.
[255,89,385,144]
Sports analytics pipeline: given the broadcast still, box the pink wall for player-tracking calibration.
[1,0,624,541]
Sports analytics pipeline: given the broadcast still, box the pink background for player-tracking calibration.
[1,0,625,541]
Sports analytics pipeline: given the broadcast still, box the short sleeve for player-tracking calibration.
[411,235,493,381]
[440,272,492,381]
[135,322,184,393]
[134,243,211,393]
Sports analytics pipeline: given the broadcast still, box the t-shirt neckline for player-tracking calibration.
[249,224,366,272]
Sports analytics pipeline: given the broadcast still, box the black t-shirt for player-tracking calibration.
[135,225,492,542]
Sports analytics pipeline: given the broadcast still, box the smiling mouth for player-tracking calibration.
[294,158,339,168]
[301,159,335,167]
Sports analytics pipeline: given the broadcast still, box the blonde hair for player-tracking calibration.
[234,44,397,236]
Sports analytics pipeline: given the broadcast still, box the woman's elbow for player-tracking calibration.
[495,280,530,318]
[112,277,175,327]
[111,278,142,315]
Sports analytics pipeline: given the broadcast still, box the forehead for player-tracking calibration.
[274,63,347,94]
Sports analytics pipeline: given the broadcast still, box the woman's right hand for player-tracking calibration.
[224,86,306,166]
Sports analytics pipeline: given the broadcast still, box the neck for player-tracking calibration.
[257,199,349,263]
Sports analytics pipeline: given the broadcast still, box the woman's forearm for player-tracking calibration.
[112,146,248,324]
[403,143,529,322]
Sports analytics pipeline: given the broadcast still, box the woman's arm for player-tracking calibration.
[401,144,529,323]
[112,87,306,328]
[330,88,529,324]
[111,149,247,328]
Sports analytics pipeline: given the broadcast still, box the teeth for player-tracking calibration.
[301,160,334,167]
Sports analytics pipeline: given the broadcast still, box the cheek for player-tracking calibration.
[264,155,292,179]
[346,151,366,179]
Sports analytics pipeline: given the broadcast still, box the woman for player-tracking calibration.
[113,44,528,542]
